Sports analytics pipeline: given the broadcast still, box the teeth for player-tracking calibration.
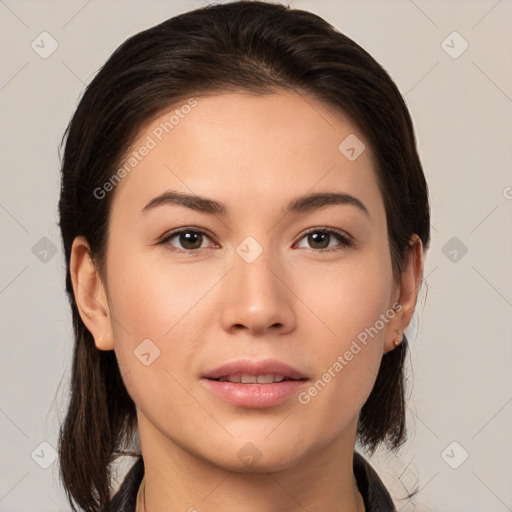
[256,374,274,384]
[218,374,288,384]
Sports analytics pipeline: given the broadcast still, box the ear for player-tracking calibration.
[69,235,114,350]
[384,234,424,354]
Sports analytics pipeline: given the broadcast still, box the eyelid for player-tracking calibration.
[298,226,352,241]
[159,226,217,251]
[294,227,353,250]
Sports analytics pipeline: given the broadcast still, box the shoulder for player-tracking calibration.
[353,451,396,511]
[108,452,395,512]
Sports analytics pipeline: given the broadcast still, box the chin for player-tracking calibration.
[197,435,312,474]
[215,451,303,474]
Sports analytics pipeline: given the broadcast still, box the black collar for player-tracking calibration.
[109,451,395,511]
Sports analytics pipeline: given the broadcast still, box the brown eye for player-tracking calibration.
[296,229,352,251]
[161,229,214,252]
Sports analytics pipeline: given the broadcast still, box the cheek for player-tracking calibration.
[294,248,394,416]
[105,254,209,429]
[295,299,388,444]
[107,246,212,340]
[299,246,395,347]
[103,246,203,384]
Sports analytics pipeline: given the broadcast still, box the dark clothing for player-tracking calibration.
[109,451,396,511]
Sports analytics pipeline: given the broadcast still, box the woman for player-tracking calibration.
[57,1,430,511]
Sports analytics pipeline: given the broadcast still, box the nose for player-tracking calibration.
[220,242,296,336]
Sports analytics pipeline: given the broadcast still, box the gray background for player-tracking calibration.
[1,0,511,510]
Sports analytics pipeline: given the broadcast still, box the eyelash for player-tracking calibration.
[159,226,353,254]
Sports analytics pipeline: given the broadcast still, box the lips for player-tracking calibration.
[202,359,307,381]
[217,374,288,383]
[201,359,309,408]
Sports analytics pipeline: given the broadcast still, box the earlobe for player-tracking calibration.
[384,234,424,353]
[69,236,114,351]
[392,330,403,348]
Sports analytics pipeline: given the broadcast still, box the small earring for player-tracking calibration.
[393,330,402,347]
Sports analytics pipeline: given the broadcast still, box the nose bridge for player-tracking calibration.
[220,235,294,334]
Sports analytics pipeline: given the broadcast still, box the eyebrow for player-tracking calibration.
[141,189,370,219]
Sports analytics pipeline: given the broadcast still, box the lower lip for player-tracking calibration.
[202,378,308,408]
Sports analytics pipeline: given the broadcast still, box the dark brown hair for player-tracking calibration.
[57,1,430,510]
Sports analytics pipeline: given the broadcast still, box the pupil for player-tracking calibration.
[181,232,202,249]
[309,232,329,249]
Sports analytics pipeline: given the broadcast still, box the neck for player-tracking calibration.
[137,413,365,512]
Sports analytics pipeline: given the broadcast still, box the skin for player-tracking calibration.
[70,90,423,512]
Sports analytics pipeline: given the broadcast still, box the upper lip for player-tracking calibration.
[202,358,307,380]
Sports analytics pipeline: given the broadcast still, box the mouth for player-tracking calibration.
[201,359,309,408]
[212,373,302,384]
[202,358,307,381]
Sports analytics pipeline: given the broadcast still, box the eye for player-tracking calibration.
[160,228,217,252]
[159,227,352,253]
[295,228,353,252]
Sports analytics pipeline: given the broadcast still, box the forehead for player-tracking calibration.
[111,91,382,219]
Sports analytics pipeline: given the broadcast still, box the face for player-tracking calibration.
[74,90,413,472]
